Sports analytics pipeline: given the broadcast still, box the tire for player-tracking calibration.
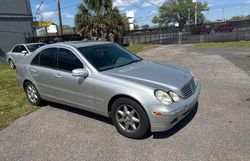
[25,82,43,106]
[110,98,150,139]
[9,59,15,69]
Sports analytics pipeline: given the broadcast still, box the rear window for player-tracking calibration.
[39,48,57,68]
[26,43,46,52]
[12,46,20,52]
[31,48,57,68]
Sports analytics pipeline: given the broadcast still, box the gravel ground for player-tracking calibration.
[0,44,250,161]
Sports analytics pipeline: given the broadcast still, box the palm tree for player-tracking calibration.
[75,0,128,42]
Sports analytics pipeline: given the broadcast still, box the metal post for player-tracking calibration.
[188,8,191,33]
[236,25,239,41]
[195,2,198,26]
[58,0,63,35]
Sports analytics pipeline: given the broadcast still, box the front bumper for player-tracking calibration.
[150,81,201,132]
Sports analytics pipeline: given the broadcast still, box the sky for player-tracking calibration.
[30,0,250,27]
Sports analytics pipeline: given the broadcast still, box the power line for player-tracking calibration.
[35,0,44,14]
[39,3,79,14]
[144,0,160,8]
[208,3,250,9]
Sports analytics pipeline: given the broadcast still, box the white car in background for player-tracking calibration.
[6,43,46,68]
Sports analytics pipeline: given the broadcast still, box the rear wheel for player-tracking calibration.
[9,59,15,69]
[25,82,43,106]
[110,98,150,139]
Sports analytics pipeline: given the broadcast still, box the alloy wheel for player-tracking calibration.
[115,105,141,133]
[9,60,15,69]
[26,84,38,104]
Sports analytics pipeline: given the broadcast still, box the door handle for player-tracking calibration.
[54,74,62,78]
[30,69,36,73]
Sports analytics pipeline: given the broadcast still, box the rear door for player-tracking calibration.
[11,45,21,62]
[17,45,29,61]
[28,48,58,98]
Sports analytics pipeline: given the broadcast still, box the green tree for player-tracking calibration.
[75,0,128,43]
[230,15,250,21]
[141,24,149,30]
[158,0,208,29]
[134,25,139,30]
[152,16,160,26]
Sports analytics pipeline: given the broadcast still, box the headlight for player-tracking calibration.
[169,91,181,102]
[154,90,172,105]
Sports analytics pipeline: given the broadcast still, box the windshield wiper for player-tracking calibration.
[116,59,141,68]
[99,59,142,71]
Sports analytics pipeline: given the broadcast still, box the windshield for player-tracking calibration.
[26,43,46,52]
[77,44,142,71]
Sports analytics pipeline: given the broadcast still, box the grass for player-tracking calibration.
[0,64,37,129]
[126,44,159,53]
[195,41,250,48]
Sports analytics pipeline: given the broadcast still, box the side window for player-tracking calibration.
[12,46,20,52]
[58,48,83,72]
[31,54,39,65]
[20,45,27,52]
[39,48,57,68]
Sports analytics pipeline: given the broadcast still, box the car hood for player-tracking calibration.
[103,60,192,90]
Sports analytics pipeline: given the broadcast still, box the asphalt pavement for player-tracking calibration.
[0,44,250,161]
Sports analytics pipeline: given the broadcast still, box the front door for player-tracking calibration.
[52,48,95,110]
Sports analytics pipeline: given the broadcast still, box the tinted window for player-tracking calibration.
[77,44,142,71]
[58,48,83,72]
[39,48,57,68]
[12,46,20,52]
[26,43,46,52]
[20,45,27,53]
[31,54,39,65]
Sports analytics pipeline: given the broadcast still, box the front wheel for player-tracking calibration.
[9,59,15,69]
[25,82,43,106]
[110,98,150,139]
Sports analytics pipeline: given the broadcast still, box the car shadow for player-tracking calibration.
[47,102,113,125]
[152,102,199,139]
[46,101,198,140]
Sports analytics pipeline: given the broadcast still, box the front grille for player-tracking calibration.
[181,78,196,98]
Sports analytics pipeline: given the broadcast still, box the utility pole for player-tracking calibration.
[57,0,63,35]
[188,8,191,33]
[193,0,198,26]
[221,7,224,23]
[195,1,198,25]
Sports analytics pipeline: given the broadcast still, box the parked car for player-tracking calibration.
[15,41,201,139]
[213,24,234,32]
[191,25,212,35]
[6,43,46,69]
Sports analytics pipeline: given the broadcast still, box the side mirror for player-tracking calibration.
[21,50,28,55]
[72,68,88,78]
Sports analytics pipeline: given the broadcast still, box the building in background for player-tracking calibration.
[126,11,135,30]
[0,0,33,63]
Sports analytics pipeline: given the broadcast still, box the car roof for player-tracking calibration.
[54,41,113,48]
[25,42,46,45]
[14,42,46,46]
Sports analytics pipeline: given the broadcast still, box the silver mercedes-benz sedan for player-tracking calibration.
[15,41,200,139]
[7,43,46,69]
